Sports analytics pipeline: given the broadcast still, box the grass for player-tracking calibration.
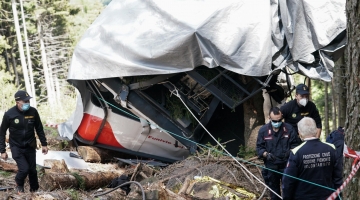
[237,145,256,159]
[66,188,80,200]
[44,126,59,137]
[0,170,12,178]
[200,138,226,158]
[71,172,85,190]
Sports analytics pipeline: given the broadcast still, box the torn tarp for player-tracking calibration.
[68,0,346,82]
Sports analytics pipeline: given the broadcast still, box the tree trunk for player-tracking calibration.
[336,55,346,127]
[1,50,11,74]
[9,40,19,86]
[37,19,55,106]
[331,80,337,130]
[243,81,264,149]
[306,79,311,100]
[12,0,32,94]
[0,29,12,74]
[324,82,329,136]
[0,160,18,172]
[343,0,360,199]
[20,0,37,108]
[39,171,121,191]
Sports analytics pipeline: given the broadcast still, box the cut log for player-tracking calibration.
[77,146,112,163]
[165,189,187,200]
[43,159,69,173]
[0,159,18,172]
[40,173,78,191]
[178,175,191,194]
[39,171,122,191]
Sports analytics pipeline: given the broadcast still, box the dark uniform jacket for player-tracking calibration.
[256,122,298,168]
[0,106,47,153]
[282,138,343,200]
[280,99,322,131]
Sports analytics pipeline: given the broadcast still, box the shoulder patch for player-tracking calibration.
[321,141,336,150]
[291,142,307,155]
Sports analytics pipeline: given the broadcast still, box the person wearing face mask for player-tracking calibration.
[280,84,322,143]
[0,90,48,193]
[256,107,298,200]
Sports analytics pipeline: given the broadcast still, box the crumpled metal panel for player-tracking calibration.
[68,0,346,81]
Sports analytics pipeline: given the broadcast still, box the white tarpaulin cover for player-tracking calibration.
[68,0,346,81]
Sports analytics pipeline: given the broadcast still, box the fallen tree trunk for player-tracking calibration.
[77,146,112,163]
[0,160,18,172]
[40,171,122,191]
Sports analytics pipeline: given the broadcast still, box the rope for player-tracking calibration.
[327,159,360,200]
[93,94,340,197]
[327,151,360,200]
[169,88,283,198]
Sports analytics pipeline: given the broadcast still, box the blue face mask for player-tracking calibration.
[21,103,30,111]
[271,121,282,128]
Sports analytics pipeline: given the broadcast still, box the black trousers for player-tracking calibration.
[262,167,284,200]
[10,145,39,191]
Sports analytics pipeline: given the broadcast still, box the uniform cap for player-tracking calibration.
[296,84,309,95]
[14,90,32,101]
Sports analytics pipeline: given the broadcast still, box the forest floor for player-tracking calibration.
[0,128,269,200]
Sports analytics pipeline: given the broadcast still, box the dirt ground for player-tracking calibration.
[0,127,269,200]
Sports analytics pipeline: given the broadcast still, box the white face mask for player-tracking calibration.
[299,98,308,107]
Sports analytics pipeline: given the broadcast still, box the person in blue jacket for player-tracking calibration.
[280,84,322,141]
[282,117,343,200]
[256,107,298,200]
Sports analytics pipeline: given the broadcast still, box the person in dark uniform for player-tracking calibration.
[282,117,343,200]
[280,84,322,142]
[256,107,298,200]
[0,90,48,193]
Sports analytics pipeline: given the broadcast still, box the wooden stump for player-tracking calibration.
[43,159,69,173]
[77,146,112,163]
[0,160,17,172]
[40,171,122,191]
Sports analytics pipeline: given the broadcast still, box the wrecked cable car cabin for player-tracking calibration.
[59,0,346,163]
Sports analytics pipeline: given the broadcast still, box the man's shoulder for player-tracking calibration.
[320,141,336,150]
[4,106,19,116]
[306,101,318,108]
[29,107,38,112]
[259,123,270,133]
[280,100,296,110]
[291,142,307,154]
[293,140,336,155]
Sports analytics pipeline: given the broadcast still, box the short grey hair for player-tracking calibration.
[297,117,317,137]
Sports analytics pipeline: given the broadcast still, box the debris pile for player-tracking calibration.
[121,155,267,200]
[0,138,269,199]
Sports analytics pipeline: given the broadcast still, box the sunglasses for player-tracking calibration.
[271,119,283,123]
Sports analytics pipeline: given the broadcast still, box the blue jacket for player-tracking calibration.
[282,138,343,200]
[256,122,298,168]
